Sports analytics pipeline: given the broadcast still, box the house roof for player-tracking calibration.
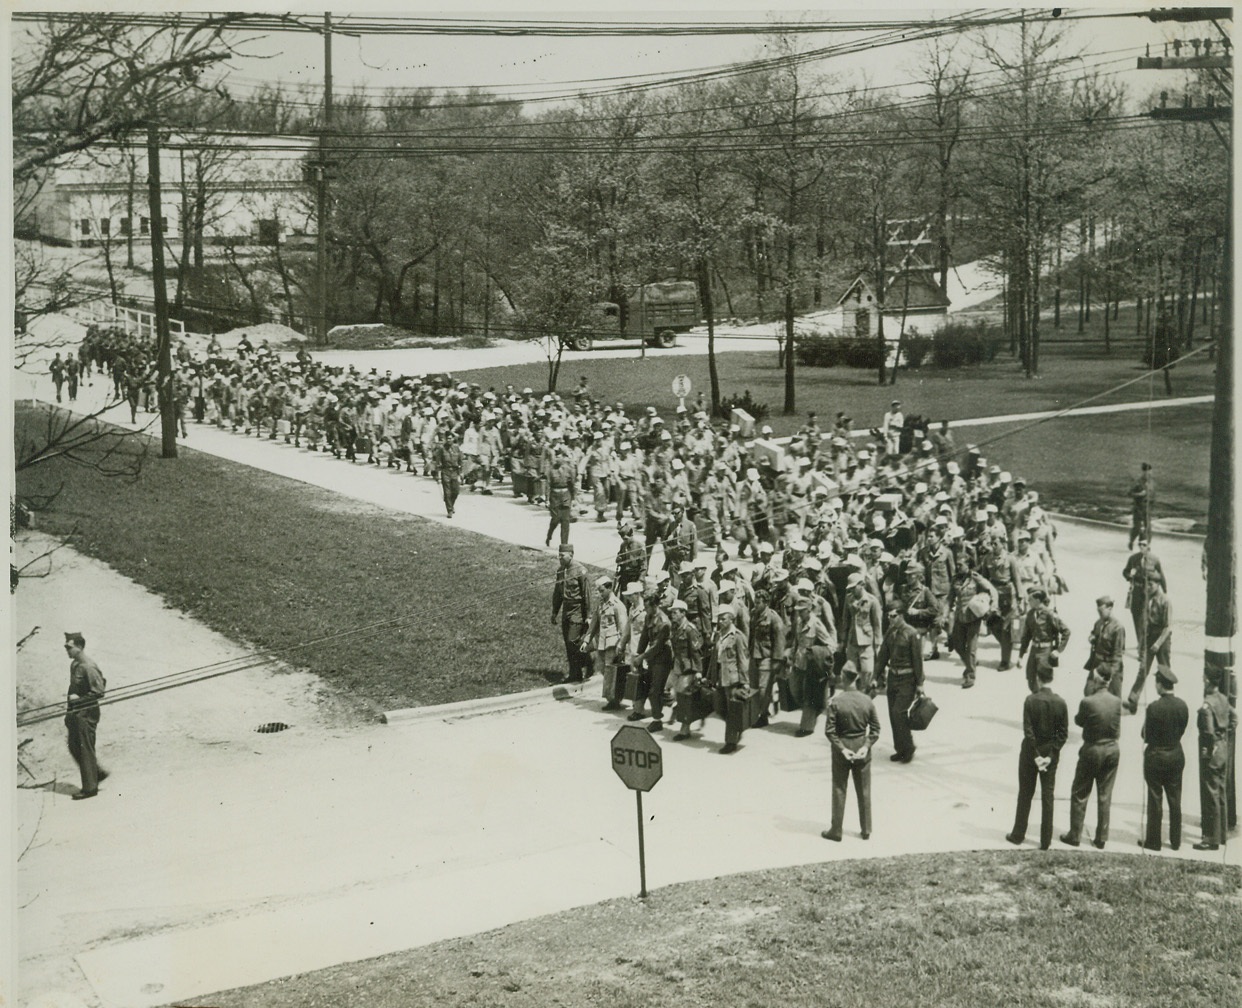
[836,271,949,312]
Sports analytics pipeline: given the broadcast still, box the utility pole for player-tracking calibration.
[1138,10,1235,826]
[314,11,334,347]
[146,126,177,458]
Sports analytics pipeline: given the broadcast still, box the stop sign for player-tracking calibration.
[610,725,663,792]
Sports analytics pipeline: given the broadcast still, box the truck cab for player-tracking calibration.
[564,280,701,351]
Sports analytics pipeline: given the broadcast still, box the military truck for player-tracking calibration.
[563,280,701,351]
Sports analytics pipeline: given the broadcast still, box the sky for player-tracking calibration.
[6,3,1206,115]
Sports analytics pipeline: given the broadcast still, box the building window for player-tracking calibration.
[257,218,280,245]
[140,216,150,235]
[120,217,132,235]
[80,218,91,235]
[99,218,111,237]
[854,309,870,338]
[160,216,168,231]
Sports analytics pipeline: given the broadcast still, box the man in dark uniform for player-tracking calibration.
[615,521,647,590]
[631,592,673,731]
[876,604,924,764]
[1128,462,1155,550]
[1139,667,1188,851]
[432,428,462,518]
[1084,595,1126,698]
[1006,662,1068,850]
[1125,581,1172,715]
[748,589,787,728]
[1060,666,1122,849]
[822,662,881,842]
[63,632,108,800]
[1194,665,1236,851]
[552,545,593,683]
[1122,539,1166,640]
[1018,589,1071,693]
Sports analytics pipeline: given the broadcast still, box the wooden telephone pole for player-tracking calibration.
[146,126,177,459]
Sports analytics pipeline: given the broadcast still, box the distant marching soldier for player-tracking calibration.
[432,428,463,518]
[552,544,594,684]
[1018,589,1071,694]
[1122,538,1166,642]
[1128,462,1155,550]
[1125,581,1172,716]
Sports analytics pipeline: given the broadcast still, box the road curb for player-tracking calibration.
[383,680,591,725]
[1046,510,1205,541]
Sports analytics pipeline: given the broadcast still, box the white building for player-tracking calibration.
[23,134,314,247]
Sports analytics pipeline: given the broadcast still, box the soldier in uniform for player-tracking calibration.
[552,545,593,684]
[668,599,705,743]
[875,605,925,764]
[545,443,578,547]
[822,662,881,842]
[62,632,108,800]
[713,607,750,754]
[1006,662,1068,850]
[1018,589,1071,694]
[1194,665,1236,850]
[839,572,883,693]
[748,589,787,728]
[615,522,647,590]
[1060,666,1122,849]
[1084,595,1126,698]
[980,540,1025,671]
[1122,539,1166,640]
[1125,581,1172,715]
[630,590,672,729]
[1128,462,1155,550]
[586,575,629,711]
[1139,668,1188,851]
[432,428,463,518]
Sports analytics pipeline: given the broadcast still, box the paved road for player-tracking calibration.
[13,313,1233,1008]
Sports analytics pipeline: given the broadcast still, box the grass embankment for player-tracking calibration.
[15,408,577,714]
[180,850,1241,1008]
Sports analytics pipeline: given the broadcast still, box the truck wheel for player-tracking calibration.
[571,334,592,352]
[655,330,676,348]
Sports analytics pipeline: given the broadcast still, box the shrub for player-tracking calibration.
[794,333,886,370]
[931,320,1005,368]
[902,330,932,369]
[720,390,770,422]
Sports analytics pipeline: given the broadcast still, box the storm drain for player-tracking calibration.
[254,722,290,734]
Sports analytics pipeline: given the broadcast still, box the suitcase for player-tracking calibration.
[908,694,939,731]
[276,418,292,436]
[354,435,373,455]
[777,676,801,712]
[621,666,650,702]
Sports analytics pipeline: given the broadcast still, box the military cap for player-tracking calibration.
[558,544,574,556]
[1155,667,1177,686]
[1096,595,1114,606]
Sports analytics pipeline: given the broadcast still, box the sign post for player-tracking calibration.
[610,725,663,898]
[671,374,692,412]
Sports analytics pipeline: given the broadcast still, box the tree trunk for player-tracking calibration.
[432,249,442,335]
[1053,221,1062,328]
[783,230,796,414]
[1084,216,1095,322]
[1077,216,1086,333]
[699,256,721,416]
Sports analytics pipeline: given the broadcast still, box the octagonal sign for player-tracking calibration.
[610,725,663,792]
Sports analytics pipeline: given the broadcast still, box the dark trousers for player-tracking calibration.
[561,618,592,682]
[830,745,871,836]
[647,659,672,720]
[886,674,917,759]
[1200,749,1228,845]
[1066,741,1119,844]
[1143,746,1184,850]
[1127,632,1172,708]
[65,705,101,793]
[1011,738,1060,849]
[1025,645,1054,693]
[440,473,460,514]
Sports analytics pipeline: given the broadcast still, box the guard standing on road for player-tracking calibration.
[1139,668,1188,852]
[1018,589,1070,694]
[1125,581,1172,715]
[63,632,108,800]
[1060,667,1122,850]
[1122,539,1166,640]
[1084,595,1126,698]
[1194,666,1236,851]
[822,663,880,842]
[1128,462,1155,550]
[876,604,924,764]
[552,545,593,684]
[1006,662,1068,850]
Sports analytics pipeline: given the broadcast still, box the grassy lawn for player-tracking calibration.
[179,851,1241,1008]
[461,340,1216,438]
[961,403,1212,526]
[15,407,582,715]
